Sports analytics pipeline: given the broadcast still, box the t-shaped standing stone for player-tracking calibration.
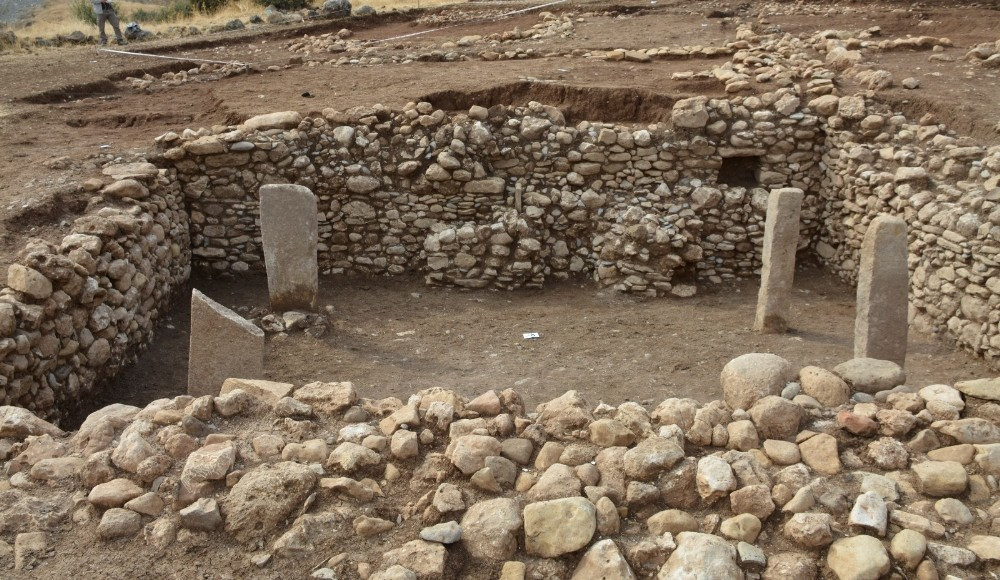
[855,215,908,365]
[188,289,265,398]
[260,184,319,311]
[754,187,804,333]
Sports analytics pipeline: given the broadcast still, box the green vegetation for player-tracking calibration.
[70,0,98,26]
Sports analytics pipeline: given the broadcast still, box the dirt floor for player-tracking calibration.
[65,262,994,430]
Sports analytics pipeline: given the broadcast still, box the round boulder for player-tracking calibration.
[833,358,905,395]
[749,395,803,440]
[659,531,741,579]
[523,497,596,558]
[721,353,795,410]
[827,535,890,580]
[461,498,522,560]
[799,366,851,406]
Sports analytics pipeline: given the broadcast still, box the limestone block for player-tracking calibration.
[854,215,908,365]
[754,187,803,333]
[188,289,265,398]
[260,184,319,311]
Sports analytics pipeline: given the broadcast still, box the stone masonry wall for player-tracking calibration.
[0,166,191,422]
[158,89,826,296]
[811,95,1000,367]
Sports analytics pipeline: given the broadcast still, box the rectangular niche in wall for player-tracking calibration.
[717,155,761,188]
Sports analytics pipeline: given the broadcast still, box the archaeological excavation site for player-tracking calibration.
[1,0,1000,578]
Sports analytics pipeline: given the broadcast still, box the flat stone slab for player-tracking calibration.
[259,184,319,311]
[220,378,294,405]
[954,378,1000,401]
[754,187,803,333]
[102,162,160,180]
[188,289,265,398]
[854,215,908,365]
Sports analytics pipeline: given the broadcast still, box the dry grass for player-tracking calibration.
[14,0,467,40]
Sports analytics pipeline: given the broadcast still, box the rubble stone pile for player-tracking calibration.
[1,354,999,578]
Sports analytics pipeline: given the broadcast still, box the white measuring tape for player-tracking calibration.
[97,47,249,66]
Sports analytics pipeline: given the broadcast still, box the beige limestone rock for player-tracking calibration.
[243,111,302,131]
[6,264,52,299]
[798,433,841,475]
[657,531,741,579]
[720,513,762,542]
[188,290,265,399]
[647,509,699,536]
[799,366,851,406]
[294,381,357,415]
[721,353,795,410]
[827,535,890,580]
[88,478,144,508]
[912,461,968,496]
[954,378,1000,401]
[523,497,596,557]
[220,378,291,406]
[754,187,803,333]
[890,529,927,570]
[571,539,637,580]
[222,462,317,541]
[461,498,522,560]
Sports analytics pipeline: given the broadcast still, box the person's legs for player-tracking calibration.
[97,12,108,45]
[107,10,125,43]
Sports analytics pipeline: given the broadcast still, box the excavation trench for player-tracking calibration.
[2,87,999,427]
[422,82,688,125]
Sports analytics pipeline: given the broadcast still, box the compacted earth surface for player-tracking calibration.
[87,264,995,425]
[2,1,1000,579]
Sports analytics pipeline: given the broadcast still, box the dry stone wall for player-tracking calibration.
[158,90,826,296]
[1,354,999,578]
[0,165,191,422]
[5,85,1000,422]
[813,99,1000,367]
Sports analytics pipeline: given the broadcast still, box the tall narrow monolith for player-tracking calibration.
[260,184,319,311]
[854,215,909,365]
[188,289,265,398]
[754,187,804,333]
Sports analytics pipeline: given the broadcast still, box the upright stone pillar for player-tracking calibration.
[188,289,265,398]
[260,184,319,311]
[754,187,804,333]
[854,215,909,365]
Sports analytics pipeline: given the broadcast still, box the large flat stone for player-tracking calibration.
[188,289,265,398]
[954,378,1000,401]
[754,187,803,333]
[220,378,293,405]
[854,215,908,365]
[259,184,319,311]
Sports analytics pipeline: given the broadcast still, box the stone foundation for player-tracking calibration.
[0,165,190,421]
[158,94,825,296]
[0,355,998,578]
